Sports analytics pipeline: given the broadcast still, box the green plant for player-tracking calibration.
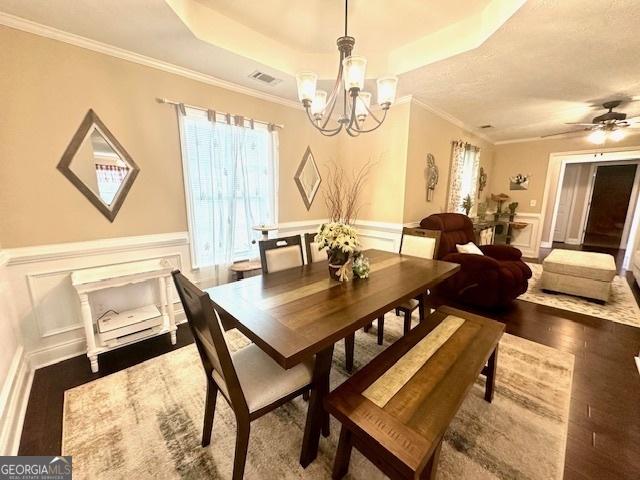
[477,201,488,219]
[461,194,473,216]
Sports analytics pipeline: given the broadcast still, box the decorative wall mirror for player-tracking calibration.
[57,109,139,222]
[294,146,322,210]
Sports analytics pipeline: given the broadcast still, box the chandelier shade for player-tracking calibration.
[295,0,398,137]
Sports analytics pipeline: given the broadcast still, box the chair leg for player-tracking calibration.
[303,390,310,401]
[202,379,218,447]
[395,308,400,316]
[232,419,250,480]
[418,294,426,323]
[322,410,330,437]
[344,334,355,373]
[332,427,353,479]
[403,310,412,336]
[363,322,372,332]
[377,315,385,345]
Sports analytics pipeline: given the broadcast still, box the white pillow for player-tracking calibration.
[456,242,484,255]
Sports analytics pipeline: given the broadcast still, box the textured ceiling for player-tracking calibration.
[402,0,640,141]
[0,0,639,141]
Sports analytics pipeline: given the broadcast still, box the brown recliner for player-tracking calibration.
[421,213,532,308]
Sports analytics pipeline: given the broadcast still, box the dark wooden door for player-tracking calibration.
[583,164,637,248]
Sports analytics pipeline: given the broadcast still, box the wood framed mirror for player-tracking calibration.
[57,109,139,222]
[294,146,322,210]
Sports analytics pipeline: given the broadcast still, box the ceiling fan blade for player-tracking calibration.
[565,122,599,126]
[541,128,592,138]
[625,116,640,124]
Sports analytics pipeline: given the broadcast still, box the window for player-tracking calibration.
[447,141,480,213]
[179,107,278,268]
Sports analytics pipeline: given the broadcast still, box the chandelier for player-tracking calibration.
[295,0,398,137]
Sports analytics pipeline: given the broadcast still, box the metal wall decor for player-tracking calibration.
[294,146,322,210]
[478,166,488,197]
[425,153,439,202]
[57,109,139,222]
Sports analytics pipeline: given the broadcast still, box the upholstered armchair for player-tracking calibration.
[420,213,532,308]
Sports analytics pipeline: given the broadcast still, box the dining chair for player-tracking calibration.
[365,227,441,344]
[172,270,314,480]
[258,235,305,273]
[304,232,328,264]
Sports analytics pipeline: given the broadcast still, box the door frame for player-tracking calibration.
[580,161,640,248]
[540,146,640,269]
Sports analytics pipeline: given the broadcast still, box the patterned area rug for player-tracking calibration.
[520,263,640,328]
[63,319,574,480]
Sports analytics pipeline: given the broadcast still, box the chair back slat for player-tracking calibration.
[171,270,248,412]
[304,232,328,264]
[259,235,304,273]
[399,227,441,260]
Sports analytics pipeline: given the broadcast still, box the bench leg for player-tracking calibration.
[377,316,385,345]
[332,427,353,480]
[344,334,355,373]
[485,345,499,403]
[421,438,442,480]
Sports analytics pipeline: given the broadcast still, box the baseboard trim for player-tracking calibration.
[0,346,33,455]
[564,238,581,245]
[540,241,553,248]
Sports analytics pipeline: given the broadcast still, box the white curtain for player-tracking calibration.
[180,107,277,283]
[447,141,480,213]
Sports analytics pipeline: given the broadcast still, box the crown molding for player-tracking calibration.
[0,11,301,110]
[406,96,495,145]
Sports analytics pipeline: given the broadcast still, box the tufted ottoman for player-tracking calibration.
[541,249,616,303]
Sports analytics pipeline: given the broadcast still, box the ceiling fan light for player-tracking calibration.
[587,130,606,145]
[296,71,318,102]
[355,91,372,118]
[310,90,327,116]
[343,56,367,91]
[377,76,398,106]
[610,129,626,142]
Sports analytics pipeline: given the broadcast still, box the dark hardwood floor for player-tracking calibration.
[19,258,640,479]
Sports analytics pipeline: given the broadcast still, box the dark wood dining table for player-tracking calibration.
[205,249,460,467]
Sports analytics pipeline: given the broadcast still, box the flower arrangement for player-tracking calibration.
[352,252,371,279]
[315,222,360,281]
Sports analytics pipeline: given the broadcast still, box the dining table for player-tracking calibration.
[205,248,460,468]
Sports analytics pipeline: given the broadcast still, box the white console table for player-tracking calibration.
[71,258,177,373]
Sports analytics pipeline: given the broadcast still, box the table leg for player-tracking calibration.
[344,334,354,373]
[300,344,334,468]
[332,427,353,479]
[485,345,498,403]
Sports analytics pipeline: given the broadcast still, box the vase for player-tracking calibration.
[328,259,353,282]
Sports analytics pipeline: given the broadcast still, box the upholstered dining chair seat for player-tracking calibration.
[230,343,314,413]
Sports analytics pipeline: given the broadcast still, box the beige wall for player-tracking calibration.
[403,102,495,223]
[336,102,411,224]
[491,134,640,216]
[0,26,339,248]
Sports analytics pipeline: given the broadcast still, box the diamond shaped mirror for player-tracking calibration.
[294,146,322,210]
[57,110,139,222]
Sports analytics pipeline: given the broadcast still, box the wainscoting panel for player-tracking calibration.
[4,233,191,369]
[509,213,542,259]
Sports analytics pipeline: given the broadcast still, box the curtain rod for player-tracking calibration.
[156,98,284,129]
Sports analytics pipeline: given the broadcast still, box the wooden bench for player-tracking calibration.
[325,306,504,479]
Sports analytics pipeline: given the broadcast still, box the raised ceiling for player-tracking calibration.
[0,0,638,142]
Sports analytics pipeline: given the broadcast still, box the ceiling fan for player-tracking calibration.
[543,100,640,144]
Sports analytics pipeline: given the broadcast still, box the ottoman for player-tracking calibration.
[541,249,616,303]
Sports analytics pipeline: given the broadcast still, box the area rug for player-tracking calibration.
[521,263,640,328]
[63,320,574,480]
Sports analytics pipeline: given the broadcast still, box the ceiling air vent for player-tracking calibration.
[479,125,493,129]
[249,71,282,86]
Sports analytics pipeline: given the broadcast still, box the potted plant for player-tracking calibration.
[314,161,373,282]
[461,194,473,216]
